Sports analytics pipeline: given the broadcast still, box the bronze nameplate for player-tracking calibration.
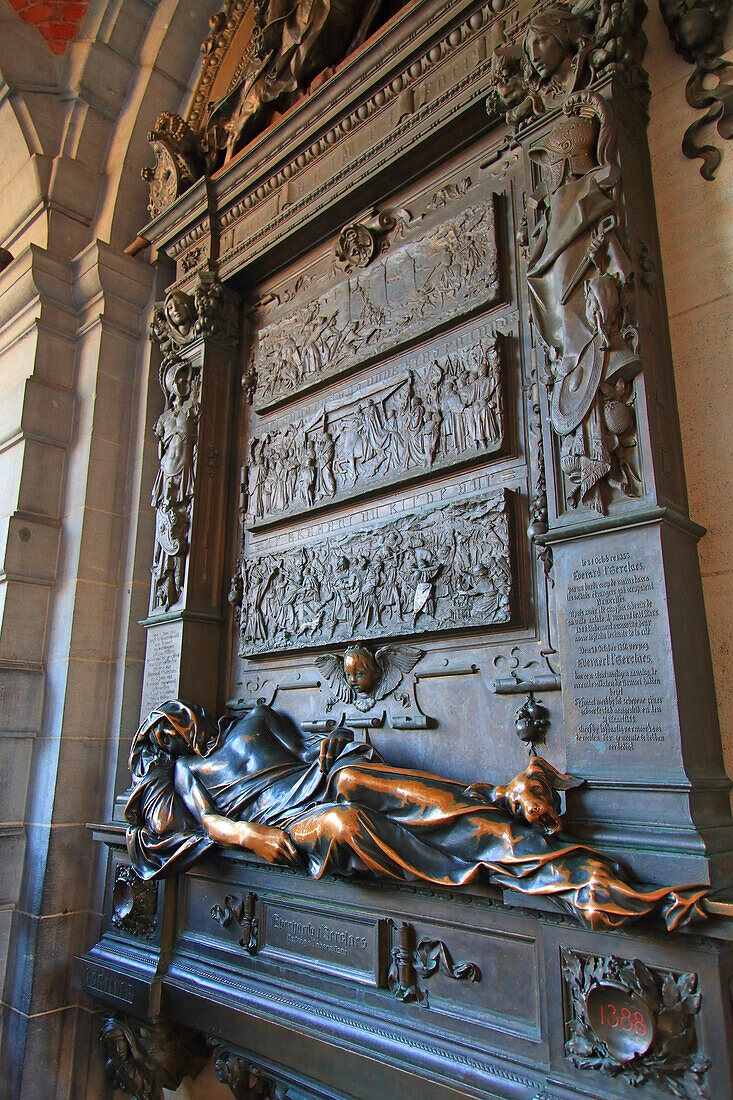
[251,195,499,409]
[81,963,135,1007]
[260,901,384,987]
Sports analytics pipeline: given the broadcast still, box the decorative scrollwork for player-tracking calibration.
[142,113,202,219]
[210,892,259,954]
[660,0,733,179]
[111,865,157,940]
[414,939,481,984]
[388,922,481,1008]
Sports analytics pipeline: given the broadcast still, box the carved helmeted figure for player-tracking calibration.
[528,90,638,511]
[125,701,708,932]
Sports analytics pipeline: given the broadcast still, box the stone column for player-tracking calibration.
[0,241,155,1098]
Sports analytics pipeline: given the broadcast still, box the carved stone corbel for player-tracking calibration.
[100,1015,208,1100]
[660,0,733,178]
[209,1042,288,1099]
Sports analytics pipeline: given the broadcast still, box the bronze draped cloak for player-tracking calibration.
[125,704,707,931]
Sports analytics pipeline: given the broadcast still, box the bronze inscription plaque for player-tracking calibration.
[260,901,382,986]
[140,620,181,718]
[557,532,674,765]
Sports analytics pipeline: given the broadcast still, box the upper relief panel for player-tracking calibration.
[251,195,499,410]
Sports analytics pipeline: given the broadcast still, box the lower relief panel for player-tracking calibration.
[239,488,512,657]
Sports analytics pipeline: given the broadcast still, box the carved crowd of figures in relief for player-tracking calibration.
[489,3,643,514]
[245,339,503,523]
[251,198,499,407]
[233,492,511,654]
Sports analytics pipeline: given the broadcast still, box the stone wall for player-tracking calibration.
[646,7,733,772]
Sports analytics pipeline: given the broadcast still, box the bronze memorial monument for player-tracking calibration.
[77,1,733,1098]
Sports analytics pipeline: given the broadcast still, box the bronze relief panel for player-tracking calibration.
[250,193,501,410]
[237,489,511,656]
[244,323,506,530]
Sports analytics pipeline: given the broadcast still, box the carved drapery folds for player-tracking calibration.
[490,4,644,515]
[659,0,733,179]
[148,275,238,612]
[142,2,402,215]
[100,1015,208,1100]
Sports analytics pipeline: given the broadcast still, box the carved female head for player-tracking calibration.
[523,6,589,87]
[164,290,195,339]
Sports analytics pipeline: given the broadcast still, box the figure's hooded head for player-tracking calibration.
[129,700,221,779]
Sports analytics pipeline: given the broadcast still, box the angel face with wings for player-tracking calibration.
[315,644,423,712]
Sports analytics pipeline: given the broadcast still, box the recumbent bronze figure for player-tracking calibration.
[126,700,708,932]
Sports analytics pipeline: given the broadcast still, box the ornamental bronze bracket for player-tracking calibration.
[659,0,733,179]
[387,921,481,1009]
[210,892,259,955]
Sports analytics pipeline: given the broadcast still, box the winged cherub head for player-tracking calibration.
[343,647,381,696]
[315,644,424,712]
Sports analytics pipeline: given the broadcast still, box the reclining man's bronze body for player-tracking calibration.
[126,701,708,932]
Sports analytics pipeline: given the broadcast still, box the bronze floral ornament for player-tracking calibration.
[125,700,708,932]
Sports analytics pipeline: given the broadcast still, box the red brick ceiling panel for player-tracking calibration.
[8,1,91,55]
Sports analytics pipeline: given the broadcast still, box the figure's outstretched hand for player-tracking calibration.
[318,735,352,773]
[239,822,301,866]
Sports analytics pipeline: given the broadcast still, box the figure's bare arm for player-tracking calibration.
[174,757,300,865]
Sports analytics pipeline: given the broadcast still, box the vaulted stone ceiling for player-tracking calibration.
[6,0,91,54]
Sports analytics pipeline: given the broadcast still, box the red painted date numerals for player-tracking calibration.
[597,1002,647,1036]
[586,983,655,1060]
